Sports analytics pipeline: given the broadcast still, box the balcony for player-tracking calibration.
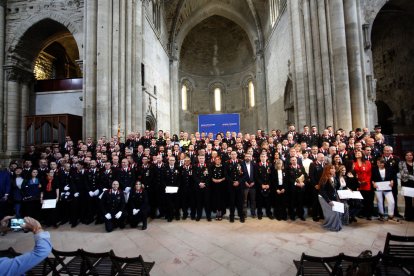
[34,78,83,92]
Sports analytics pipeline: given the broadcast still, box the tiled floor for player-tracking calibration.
[2,216,413,275]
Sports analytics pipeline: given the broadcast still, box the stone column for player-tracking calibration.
[84,0,97,139]
[328,0,352,131]
[132,0,144,133]
[0,1,6,152]
[255,53,268,130]
[125,0,133,134]
[96,0,112,138]
[112,0,120,136]
[303,0,317,125]
[310,0,325,129]
[289,0,307,127]
[20,82,31,151]
[344,0,365,128]
[4,69,21,155]
[169,58,179,134]
[317,0,333,128]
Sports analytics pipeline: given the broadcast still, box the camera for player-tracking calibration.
[10,218,25,229]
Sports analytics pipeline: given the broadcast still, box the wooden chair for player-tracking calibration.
[26,256,57,276]
[81,249,115,276]
[377,253,414,276]
[0,247,19,258]
[51,248,85,276]
[110,253,155,276]
[338,253,381,276]
[383,233,414,258]
[294,253,343,276]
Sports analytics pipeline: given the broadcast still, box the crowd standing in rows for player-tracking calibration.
[0,124,413,232]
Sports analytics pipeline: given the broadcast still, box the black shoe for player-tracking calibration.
[191,216,196,220]
[175,216,180,221]
[366,216,372,221]
[240,217,245,223]
[207,218,212,222]
[182,215,188,220]
[196,217,200,221]
[268,215,274,220]
[142,225,147,230]
[71,222,78,228]
[299,217,306,221]
[258,215,263,220]
[312,217,319,222]
[290,217,296,221]
[167,218,172,222]
[395,213,403,218]
[230,217,235,223]
[59,220,68,226]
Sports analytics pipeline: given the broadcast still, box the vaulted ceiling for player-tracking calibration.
[163,0,268,56]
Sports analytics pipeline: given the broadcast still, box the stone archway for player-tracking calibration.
[2,17,81,156]
[371,0,414,134]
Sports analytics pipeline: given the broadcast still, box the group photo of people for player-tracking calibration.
[0,124,413,233]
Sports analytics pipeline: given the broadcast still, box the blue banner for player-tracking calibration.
[198,113,240,136]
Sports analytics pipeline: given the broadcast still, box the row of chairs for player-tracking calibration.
[294,233,414,275]
[0,248,155,275]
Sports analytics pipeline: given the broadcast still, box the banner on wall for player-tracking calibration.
[198,113,240,136]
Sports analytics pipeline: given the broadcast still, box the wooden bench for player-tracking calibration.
[293,253,343,276]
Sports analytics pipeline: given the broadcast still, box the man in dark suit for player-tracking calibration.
[163,156,180,222]
[242,153,256,218]
[192,155,211,221]
[309,153,325,221]
[287,156,308,221]
[255,153,274,220]
[383,146,402,218]
[226,151,245,223]
[179,156,196,220]
[150,155,166,219]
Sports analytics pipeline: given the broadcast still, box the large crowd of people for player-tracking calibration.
[0,124,413,232]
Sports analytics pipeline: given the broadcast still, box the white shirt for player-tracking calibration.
[379,168,386,180]
[16,177,23,189]
[302,158,312,175]
[246,162,251,177]
[277,170,283,185]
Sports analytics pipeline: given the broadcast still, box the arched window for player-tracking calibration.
[248,81,255,108]
[214,88,221,112]
[181,84,188,111]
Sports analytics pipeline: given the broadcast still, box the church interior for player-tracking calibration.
[0,0,414,275]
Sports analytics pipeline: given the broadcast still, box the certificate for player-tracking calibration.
[42,199,57,209]
[376,181,392,191]
[331,201,344,213]
[337,190,363,200]
[401,187,414,198]
[165,186,179,194]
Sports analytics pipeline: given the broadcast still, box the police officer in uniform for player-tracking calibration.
[164,156,181,222]
[128,181,149,230]
[193,155,211,221]
[101,180,126,232]
[179,156,196,220]
[226,151,245,223]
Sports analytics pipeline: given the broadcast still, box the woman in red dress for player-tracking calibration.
[354,151,373,220]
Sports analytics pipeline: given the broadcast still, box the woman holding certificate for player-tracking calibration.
[318,165,343,232]
[371,158,397,222]
[399,151,414,221]
[40,171,59,227]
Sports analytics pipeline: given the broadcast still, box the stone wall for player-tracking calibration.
[142,3,171,133]
[264,12,291,131]
[179,64,256,133]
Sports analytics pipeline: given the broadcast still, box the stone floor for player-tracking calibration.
[1,215,413,276]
